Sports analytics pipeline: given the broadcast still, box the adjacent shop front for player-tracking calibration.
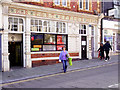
[103,19,120,52]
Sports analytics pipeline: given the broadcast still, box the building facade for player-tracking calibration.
[0,0,101,71]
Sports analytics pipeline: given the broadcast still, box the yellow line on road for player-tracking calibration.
[0,62,118,87]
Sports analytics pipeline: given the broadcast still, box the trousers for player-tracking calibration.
[105,50,110,60]
[62,60,67,73]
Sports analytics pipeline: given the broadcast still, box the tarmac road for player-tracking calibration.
[1,62,119,89]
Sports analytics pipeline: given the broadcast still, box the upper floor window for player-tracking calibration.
[62,0,67,6]
[8,17,24,32]
[79,24,87,34]
[55,0,60,5]
[79,0,83,9]
[31,19,67,34]
[85,0,89,10]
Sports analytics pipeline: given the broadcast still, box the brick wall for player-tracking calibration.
[16,0,100,15]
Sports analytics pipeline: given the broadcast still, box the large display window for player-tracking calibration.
[31,34,67,52]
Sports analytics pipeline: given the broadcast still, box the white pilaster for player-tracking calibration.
[2,9,10,71]
[25,17,31,68]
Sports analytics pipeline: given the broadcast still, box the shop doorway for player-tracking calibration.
[9,42,23,67]
[91,37,94,58]
[81,36,87,59]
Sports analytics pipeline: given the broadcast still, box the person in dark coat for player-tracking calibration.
[103,41,112,61]
[97,43,104,60]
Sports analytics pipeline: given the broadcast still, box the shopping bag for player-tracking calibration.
[68,57,72,66]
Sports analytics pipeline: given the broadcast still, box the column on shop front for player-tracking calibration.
[3,12,10,71]
[25,17,31,68]
[87,24,92,59]
[68,23,80,59]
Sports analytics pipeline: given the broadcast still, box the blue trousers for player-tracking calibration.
[62,60,67,73]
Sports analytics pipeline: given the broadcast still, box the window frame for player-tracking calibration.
[79,24,87,35]
[8,17,24,32]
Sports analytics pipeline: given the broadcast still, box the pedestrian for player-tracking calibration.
[97,43,104,60]
[103,41,112,61]
[59,46,69,73]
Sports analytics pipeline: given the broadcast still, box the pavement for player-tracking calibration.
[0,53,119,84]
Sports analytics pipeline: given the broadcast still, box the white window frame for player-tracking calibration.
[30,19,67,34]
[62,0,67,7]
[79,0,83,9]
[79,24,87,35]
[8,17,24,33]
[85,0,89,10]
[55,0,60,5]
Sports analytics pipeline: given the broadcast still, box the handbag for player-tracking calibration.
[68,57,72,66]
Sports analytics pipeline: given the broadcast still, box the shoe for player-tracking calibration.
[105,60,108,62]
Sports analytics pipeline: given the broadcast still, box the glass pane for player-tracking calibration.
[43,45,56,51]
[31,26,37,31]
[63,28,66,33]
[80,0,82,8]
[56,22,59,28]
[14,18,18,24]
[84,25,86,29]
[56,28,59,33]
[59,22,62,33]
[39,20,42,25]
[84,30,86,34]
[19,24,23,32]
[51,27,55,32]
[13,25,18,31]
[31,34,43,44]
[57,35,66,44]
[35,20,38,25]
[31,19,34,25]
[19,19,23,23]
[43,27,47,32]
[44,34,56,44]
[44,21,47,26]
[39,26,42,32]
[81,30,83,34]
[63,23,66,27]
[8,17,13,23]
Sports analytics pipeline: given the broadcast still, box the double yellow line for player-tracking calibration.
[0,62,118,87]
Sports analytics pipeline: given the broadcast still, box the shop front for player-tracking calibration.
[103,19,119,52]
[1,1,100,71]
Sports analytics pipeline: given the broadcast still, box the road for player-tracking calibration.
[1,62,119,89]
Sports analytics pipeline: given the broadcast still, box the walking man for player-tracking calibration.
[103,41,112,61]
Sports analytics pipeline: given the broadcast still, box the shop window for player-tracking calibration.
[8,17,24,32]
[62,0,67,6]
[55,0,60,5]
[79,24,87,34]
[85,0,89,10]
[79,0,83,9]
[31,34,67,52]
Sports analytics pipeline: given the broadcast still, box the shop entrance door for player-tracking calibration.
[81,36,87,59]
[91,37,94,58]
[0,34,2,71]
[9,42,23,67]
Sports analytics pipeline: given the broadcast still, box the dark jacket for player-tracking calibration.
[98,46,104,52]
[103,42,112,51]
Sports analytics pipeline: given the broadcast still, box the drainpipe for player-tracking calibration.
[101,18,104,43]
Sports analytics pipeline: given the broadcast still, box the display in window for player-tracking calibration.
[31,48,40,51]
[57,35,66,44]
[44,34,56,44]
[31,34,43,44]
[43,45,56,51]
